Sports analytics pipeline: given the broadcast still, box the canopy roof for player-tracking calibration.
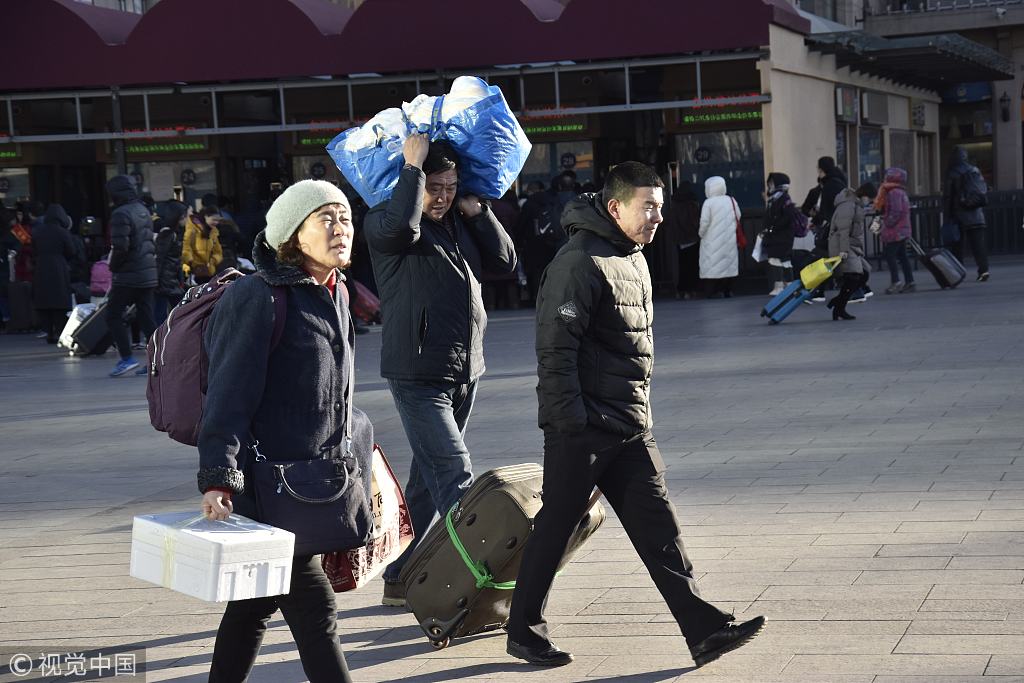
[806,31,1014,90]
[3,0,808,91]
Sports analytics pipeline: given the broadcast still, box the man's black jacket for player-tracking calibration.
[363,165,517,384]
[535,193,654,437]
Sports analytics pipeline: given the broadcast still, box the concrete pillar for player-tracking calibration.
[992,33,1024,191]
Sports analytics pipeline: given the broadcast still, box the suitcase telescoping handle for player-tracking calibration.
[907,236,926,258]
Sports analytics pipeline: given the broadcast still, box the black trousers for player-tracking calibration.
[832,271,868,312]
[507,429,732,649]
[949,226,989,276]
[35,308,66,343]
[105,285,155,360]
[209,555,351,683]
[676,244,701,295]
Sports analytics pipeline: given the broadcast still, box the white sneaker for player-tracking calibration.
[768,283,785,297]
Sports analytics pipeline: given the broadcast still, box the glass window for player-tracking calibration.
[836,125,849,179]
[916,133,935,194]
[518,140,594,189]
[106,160,216,207]
[673,129,764,209]
[858,127,884,186]
[889,129,915,183]
[0,167,30,208]
[292,154,345,186]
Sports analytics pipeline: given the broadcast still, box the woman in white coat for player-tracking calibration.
[698,176,740,298]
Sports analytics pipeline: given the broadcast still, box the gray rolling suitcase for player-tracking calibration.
[908,237,965,289]
[400,463,605,649]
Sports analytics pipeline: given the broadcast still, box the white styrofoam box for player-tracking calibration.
[130,512,294,602]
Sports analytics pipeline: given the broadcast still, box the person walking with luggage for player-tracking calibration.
[762,172,798,296]
[364,134,517,606]
[807,157,848,302]
[506,161,764,668]
[944,146,990,282]
[698,176,740,298]
[105,175,158,377]
[874,169,915,294]
[198,180,362,683]
[30,204,77,344]
[827,185,871,321]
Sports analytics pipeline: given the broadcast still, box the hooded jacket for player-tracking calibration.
[877,167,911,244]
[30,204,75,311]
[197,231,373,518]
[106,175,157,288]
[698,176,739,280]
[945,147,987,229]
[816,160,848,229]
[535,193,653,437]
[829,189,870,276]
[363,164,517,384]
[155,202,187,300]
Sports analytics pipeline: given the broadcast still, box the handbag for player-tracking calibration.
[799,256,843,291]
[751,233,766,263]
[732,198,747,249]
[249,343,373,557]
[322,444,414,592]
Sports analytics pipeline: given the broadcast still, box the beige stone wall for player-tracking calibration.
[762,24,942,194]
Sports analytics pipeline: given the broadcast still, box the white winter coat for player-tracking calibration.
[698,176,739,280]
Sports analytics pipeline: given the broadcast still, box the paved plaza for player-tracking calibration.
[2,258,1024,682]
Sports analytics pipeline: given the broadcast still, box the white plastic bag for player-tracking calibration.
[752,233,767,262]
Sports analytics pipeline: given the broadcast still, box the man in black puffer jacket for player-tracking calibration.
[506,162,763,669]
[105,175,157,377]
[364,134,517,605]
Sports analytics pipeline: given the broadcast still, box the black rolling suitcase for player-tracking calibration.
[908,237,965,289]
[7,280,36,332]
[400,463,606,649]
[63,301,113,356]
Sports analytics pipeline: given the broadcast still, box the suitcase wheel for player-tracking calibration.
[427,626,450,650]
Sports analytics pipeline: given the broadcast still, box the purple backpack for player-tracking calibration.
[146,269,286,446]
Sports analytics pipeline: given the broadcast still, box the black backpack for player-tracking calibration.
[958,166,988,210]
[530,194,569,248]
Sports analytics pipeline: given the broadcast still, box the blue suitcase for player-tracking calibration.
[761,279,814,324]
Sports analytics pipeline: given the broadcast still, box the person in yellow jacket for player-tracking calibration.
[181,207,223,284]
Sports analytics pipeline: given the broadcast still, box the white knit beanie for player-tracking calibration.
[264,180,350,250]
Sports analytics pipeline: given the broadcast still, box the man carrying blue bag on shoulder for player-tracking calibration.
[364,133,518,606]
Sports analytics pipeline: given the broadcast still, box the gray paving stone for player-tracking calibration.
[3,260,1024,680]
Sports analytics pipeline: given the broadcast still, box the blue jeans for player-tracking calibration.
[382,378,477,582]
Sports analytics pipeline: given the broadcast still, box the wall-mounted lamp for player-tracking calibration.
[1000,91,1011,122]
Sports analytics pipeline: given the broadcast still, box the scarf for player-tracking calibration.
[874,182,901,213]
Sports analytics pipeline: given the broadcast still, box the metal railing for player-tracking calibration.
[869,190,1024,268]
[881,0,1022,13]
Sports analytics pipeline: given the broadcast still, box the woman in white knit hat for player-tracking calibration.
[198,179,370,683]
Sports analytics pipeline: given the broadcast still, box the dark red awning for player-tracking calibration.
[2,0,809,92]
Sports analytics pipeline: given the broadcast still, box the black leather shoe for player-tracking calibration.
[689,616,765,668]
[507,638,574,667]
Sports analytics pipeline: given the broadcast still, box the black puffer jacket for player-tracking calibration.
[536,193,654,437]
[364,165,517,383]
[946,147,987,229]
[155,202,187,300]
[107,175,157,288]
[762,190,797,260]
[197,231,372,519]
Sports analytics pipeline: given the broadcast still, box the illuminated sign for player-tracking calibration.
[0,150,18,159]
[680,111,762,125]
[299,135,336,147]
[126,142,207,153]
[523,122,586,135]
